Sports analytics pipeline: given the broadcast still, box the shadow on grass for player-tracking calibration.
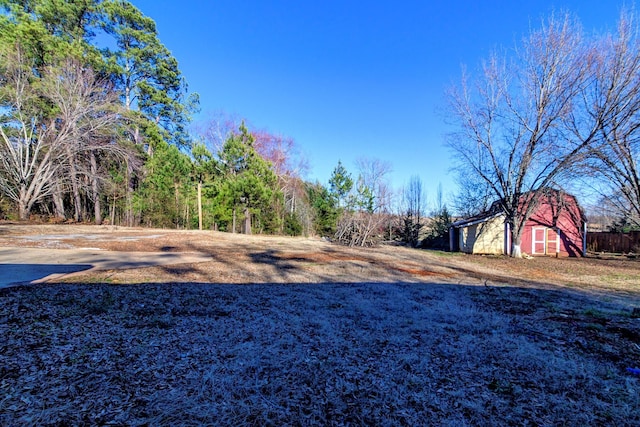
[1,280,639,426]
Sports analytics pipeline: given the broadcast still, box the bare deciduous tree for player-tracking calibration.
[0,46,127,220]
[399,175,427,247]
[195,110,245,156]
[335,157,393,246]
[581,11,640,228]
[452,170,493,218]
[447,13,604,257]
[252,128,309,232]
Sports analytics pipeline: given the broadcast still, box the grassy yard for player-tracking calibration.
[1,225,639,425]
[2,280,639,426]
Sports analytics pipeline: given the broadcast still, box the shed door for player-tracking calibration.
[546,228,560,255]
[532,227,546,255]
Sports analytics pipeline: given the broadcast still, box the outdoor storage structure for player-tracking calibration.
[449,191,587,257]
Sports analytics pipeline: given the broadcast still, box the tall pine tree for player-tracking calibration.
[217,124,280,234]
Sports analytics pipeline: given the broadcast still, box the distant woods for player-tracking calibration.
[6,2,639,247]
[0,0,442,245]
[0,0,194,226]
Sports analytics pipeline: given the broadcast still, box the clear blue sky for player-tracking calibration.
[129,0,627,206]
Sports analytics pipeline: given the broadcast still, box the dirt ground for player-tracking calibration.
[2,223,640,425]
[1,222,639,304]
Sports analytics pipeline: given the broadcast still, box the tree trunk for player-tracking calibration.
[185,200,190,230]
[512,244,522,258]
[125,188,132,226]
[18,192,29,221]
[126,166,134,227]
[93,193,102,224]
[90,151,102,225]
[67,148,82,222]
[197,181,203,231]
[52,178,66,220]
[110,196,117,225]
[174,182,180,229]
[243,207,251,235]
[510,220,525,258]
[232,208,236,233]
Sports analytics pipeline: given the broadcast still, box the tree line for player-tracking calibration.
[0,0,196,225]
[12,2,639,254]
[0,0,452,246]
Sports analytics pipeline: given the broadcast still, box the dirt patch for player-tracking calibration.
[1,223,640,300]
[275,252,452,278]
[0,224,461,285]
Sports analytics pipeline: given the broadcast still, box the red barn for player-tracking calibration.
[450,190,587,257]
[519,191,587,257]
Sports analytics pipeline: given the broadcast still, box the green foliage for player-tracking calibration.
[401,217,422,247]
[191,143,215,177]
[215,124,281,233]
[259,190,285,234]
[0,0,201,225]
[0,194,15,219]
[399,176,426,247]
[0,1,296,234]
[189,142,222,229]
[355,177,374,213]
[283,212,302,236]
[307,182,339,237]
[135,141,192,228]
[422,205,452,250]
[608,215,640,233]
[0,0,102,70]
[329,161,353,208]
[97,0,197,148]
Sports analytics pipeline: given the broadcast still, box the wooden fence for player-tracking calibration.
[587,231,640,253]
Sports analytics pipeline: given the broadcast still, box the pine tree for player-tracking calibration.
[97,0,198,151]
[329,161,353,209]
[217,124,280,234]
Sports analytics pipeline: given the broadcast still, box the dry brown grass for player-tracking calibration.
[1,223,640,425]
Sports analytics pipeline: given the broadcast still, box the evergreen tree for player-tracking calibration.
[191,142,217,230]
[135,141,192,228]
[400,175,426,247]
[307,182,340,237]
[217,124,280,234]
[0,0,197,225]
[0,0,98,67]
[423,205,452,250]
[328,161,353,208]
[97,0,198,151]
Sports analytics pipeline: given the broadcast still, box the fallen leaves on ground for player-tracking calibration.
[1,282,639,426]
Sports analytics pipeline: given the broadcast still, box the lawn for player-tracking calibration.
[1,224,639,425]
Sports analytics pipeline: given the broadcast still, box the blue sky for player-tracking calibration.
[129,0,628,206]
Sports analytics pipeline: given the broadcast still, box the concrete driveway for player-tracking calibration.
[0,247,213,287]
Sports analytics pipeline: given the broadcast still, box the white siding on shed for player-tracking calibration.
[458,215,505,254]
